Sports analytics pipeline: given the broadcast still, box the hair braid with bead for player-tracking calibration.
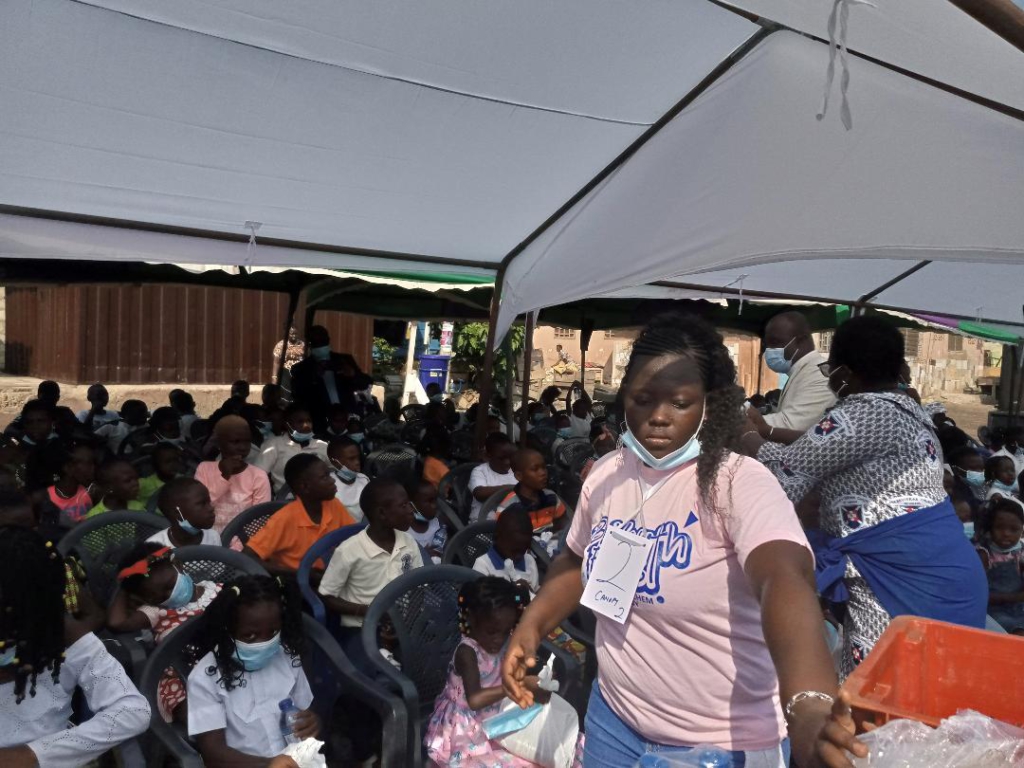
[457,576,530,638]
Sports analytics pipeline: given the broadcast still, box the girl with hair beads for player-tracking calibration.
[0,526,150,766]
[426,576,553,767]
[187,574,319,767]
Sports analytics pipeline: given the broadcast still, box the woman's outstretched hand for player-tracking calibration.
[792,689,869,768]
[501,623,541,708]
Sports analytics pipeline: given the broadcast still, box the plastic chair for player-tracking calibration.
[448,429,477,463]
[476,487,514,522]
[400,419,428,446]
[140,613,407,768]
[173,545,269,583]
[529,427,559,460]
[401,404,427,422]
[58,511,170,605]
[298,523,367,625]
[437,463,479,526]
[441,521,496,567]
[360,565,581,767]
[366,443,421,484]
[219,501,287,548]
[554,437,593,471]
[434,497,465,533]
[145,491,161,515]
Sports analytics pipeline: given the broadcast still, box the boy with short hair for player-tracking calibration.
[87,459,145,517]
[244,453,355,577]
[493,448,567,532]
[468,432,515,522]
[319,478,422,651]
[78,383,119,428]
[95,399,149,454]
[321,404,350,441]
[328,436,369,522]
[473,507,539,592]
[149,477,221,548]
[253,404,329,491]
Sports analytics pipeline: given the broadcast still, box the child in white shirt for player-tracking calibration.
[472,507,540,593]
[254,405,329,491]
[328,436,370,522]
[468,433,515,522]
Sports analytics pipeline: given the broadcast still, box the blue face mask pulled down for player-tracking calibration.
[161,570,195,609]
[992,480,1019,496]
[412,506,429,524]
[557,427,572,439]
[176,506,201,535]
[233,632,282,671]
[334,463,358,483]
[290,429,314,444]
[349,432,365,445]
[964,470,987,488]
[621,402,705,471]
[0,645,17,667]
[310,345,331,362]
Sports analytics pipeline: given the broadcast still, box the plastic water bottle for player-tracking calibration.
[635,747,732,767]
[278,697,301,745]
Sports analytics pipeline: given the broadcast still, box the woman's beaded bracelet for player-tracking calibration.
[784,691,835,719]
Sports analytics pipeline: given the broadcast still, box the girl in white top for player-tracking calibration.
[187,575,320,765]
[0,526,150,767]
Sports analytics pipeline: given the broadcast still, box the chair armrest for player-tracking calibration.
[436,498,465,532]
[539,637,585,716]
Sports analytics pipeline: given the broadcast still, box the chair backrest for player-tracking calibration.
[401,404,426,422]
[437,463,480,525]
[298,523,367,625]
[448,429,477,463]
[441,521,496,567]
[173,545,269,583]
[366,443,421,484]
[476,487,513,522]
[554,437,593,471]
[219,501,287,548]
[58,511,170,605]
[529,426,559,460]
[146,491,161,514]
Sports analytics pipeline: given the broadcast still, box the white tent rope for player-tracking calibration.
[817,0,876,130]
[724,273,750,314]
[244,220,262,269]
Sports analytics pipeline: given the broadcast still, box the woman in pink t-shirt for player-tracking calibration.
[194,416,271,534]
[503,314,866,768]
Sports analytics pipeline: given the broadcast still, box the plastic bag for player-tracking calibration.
[853,711,1024,767]
[281,737,327,768]
[492,692,579,768]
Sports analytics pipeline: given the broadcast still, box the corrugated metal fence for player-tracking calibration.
[5,284,372,384]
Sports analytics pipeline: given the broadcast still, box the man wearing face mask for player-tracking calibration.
[746,312,836,445]
[290,325,374,432]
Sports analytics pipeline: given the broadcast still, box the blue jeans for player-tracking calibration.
[583,682,790,768]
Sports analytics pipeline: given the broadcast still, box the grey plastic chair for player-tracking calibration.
[172,545,269,583]
[448,429,477,463]
[554,437,593,471]
[476,487,514,522]
[360,565,581,767]
[58,510,170,605]
[437,462,479,526]
[140,613,407,768]
[366,443,421,484]
[219,501,287,548]
[441,521,496,567]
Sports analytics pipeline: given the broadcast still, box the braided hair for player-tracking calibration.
[457,576,530,637]
[622,312,745,514]
[0,526,66,702]
[192,575,305,691]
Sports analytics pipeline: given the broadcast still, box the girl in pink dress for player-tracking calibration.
[426,577,546,768]
[194,415,271,536]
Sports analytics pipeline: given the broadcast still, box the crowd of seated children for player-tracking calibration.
[328,436,369,522]
[254,404,329,491]
[468,433,516,522]
[195,415,272,534]
[245,453,356,577]
[976,497,1024,634]
[150,477,222,548]
[407,478,447,560]
[492,448,568,533]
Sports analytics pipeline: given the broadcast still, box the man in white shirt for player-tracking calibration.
[747,311,836,445]
[253,404,329,490]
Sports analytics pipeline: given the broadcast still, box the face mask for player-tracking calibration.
[964,470,986,488]
[557,427,572,439]
[412,506,429,524]
[764,339,795,374]
[334,464,358,483]
[290,429,314,444]
[993,480,1019,496]
[255,421,274,437]
[621,402,705,471]
[0,645,17,667]
[176,506,201,535]
[233,632,282,671]
[156,432,185,446]
[430,393,444,403]
[532,413,546,424]
[310,345,331,362]
[161,569,194,609]
[897,381,910,391]
[963,521,975,540]
[990,539,1023,555]
[350,432,364,445]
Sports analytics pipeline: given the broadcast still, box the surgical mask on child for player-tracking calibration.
[310,345,331,362]
[290,428,314,443]
[430,393,444,403]
[333,463,357,483]
[412,506,429,524]
[255,421,274,438]
[161,569,194,610]
[0,645,17,667]
[557,427,572,439]
[963,470,986,488]
[349,432,364,445]
[155,433,185,447]
[963,521,975,540]
[621,402,705,471]
[764,340,795,374]
[992,480,1019,496]
[233,632,282,671]
[176,506,201,535]
[990,538,1023,555]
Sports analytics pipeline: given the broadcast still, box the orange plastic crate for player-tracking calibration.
[844,616,1024,731]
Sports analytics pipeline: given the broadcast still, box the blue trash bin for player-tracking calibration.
[418,354,451,392]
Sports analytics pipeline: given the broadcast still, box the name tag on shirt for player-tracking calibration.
[581,526,652,624]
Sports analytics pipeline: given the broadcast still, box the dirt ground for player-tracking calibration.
[925,392,995,440]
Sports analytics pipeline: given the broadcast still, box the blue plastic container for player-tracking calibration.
[418,354,451,391]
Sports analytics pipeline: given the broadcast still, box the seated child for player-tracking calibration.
[473,507,539,593]
[420,425,453,489]
[253,405,329,491]
[86,459,145,517]
[188,575,320,763]
[977,498,1024,635]
[138,442,184,507]
[46,442,96,525]
[107,543,221,722]
[468,433,516,522]
[77,383,120,428]
[149,407,185,447]
[425,577,549,766]
[0,526,150,765]
[195,415,272,534]
[949,446,987,504]
[94,399,149,455]
[407,479,447,561]
[245,453,356,577]
[493,449,568,532]
[169,389,200,439]
[150,478,222,548]
[328,437,369,522]
[319,403,350,441]
[318,478,422,660]
[986,455,1020,501]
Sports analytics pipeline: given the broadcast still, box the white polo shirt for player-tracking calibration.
[253,434,329,490]
[318,529,424,627]
[187,648,312,758]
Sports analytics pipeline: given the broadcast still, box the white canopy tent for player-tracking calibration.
[0,0,1022,336]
